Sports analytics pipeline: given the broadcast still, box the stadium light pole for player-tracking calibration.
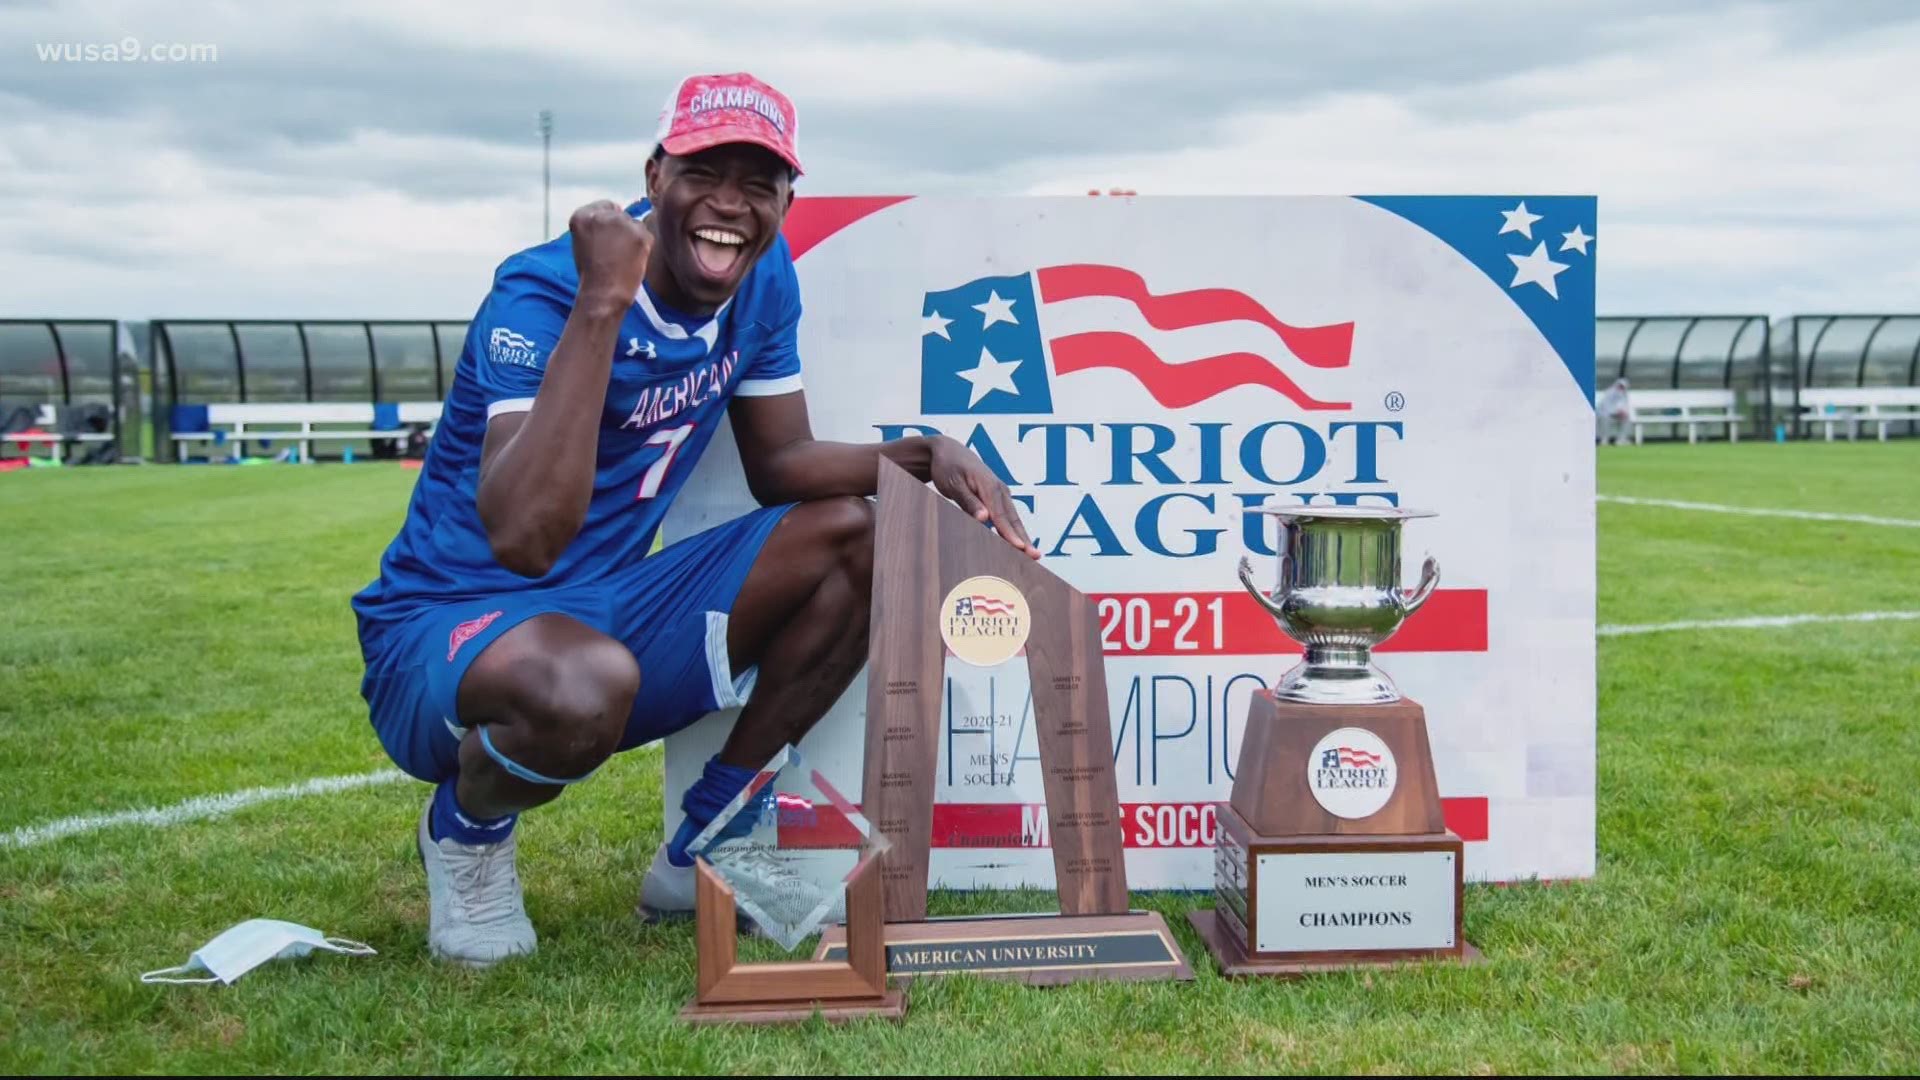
[538,109,554,238]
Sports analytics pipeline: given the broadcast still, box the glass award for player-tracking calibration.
[685,744,885,951]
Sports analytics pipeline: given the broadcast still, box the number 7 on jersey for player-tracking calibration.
[635,424,693,500]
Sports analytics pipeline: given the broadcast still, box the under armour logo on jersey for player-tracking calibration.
[627,337,657,359]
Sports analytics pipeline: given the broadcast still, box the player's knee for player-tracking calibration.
[507,641,639,773]
[774,497,875,591]
[807,495,874,586]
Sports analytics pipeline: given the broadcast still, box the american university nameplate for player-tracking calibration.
[1254,850,1457,953]
[819,929,1179,978]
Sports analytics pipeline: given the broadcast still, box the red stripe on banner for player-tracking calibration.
[781,196,912,261]
[923,797,1491,848]
[1034,264,1355,369]
[774,801,865,849]
[1084,590,1487,656]
[1048,333,1349,411]
[1442,796,1489,843]
[931,802,1039,849]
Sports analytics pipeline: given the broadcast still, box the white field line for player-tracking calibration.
[0,769,409,850]
[1599,610,1920,637]
[1598,494,1920,528]
[0,742,665,851]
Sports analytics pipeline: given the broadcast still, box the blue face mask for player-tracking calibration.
[141,919,376,985]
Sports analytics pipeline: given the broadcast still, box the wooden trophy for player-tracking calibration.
[814,458,1190,985]
[679,745,905,1024]
[1190,507,1480,976]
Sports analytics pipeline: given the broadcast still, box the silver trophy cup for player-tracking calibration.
[1236,505,1440,705]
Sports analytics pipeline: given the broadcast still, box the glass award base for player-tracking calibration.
[678,746,904,1026]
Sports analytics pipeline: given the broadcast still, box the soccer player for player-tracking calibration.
[350,72,1038,967]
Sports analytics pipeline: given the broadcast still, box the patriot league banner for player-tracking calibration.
[662,195,1598,886]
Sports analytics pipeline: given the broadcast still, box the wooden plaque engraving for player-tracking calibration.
[863,457,1128,921]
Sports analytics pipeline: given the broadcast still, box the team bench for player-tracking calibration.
[1628,389,1743,444]
[169,402,442,462]
[1795,387,1920,441]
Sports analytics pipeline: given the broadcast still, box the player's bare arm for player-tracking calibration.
[476,204,655,576]
[728,390,1040,559]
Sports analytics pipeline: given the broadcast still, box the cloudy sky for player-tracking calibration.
[2,0,1915,320]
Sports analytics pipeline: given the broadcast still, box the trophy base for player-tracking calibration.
[1189,909,1481,978]
[1205,691,1478,976]
[814,910,1193,986]
[678,989,906,1026]
[1271,658,1406,706]
[680,857,904,1027]
[1209,810,1472,975]
[1231,691,1446,836]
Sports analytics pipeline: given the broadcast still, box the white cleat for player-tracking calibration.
[417,799,536,967]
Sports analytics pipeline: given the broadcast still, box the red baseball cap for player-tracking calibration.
[653,71,803,176]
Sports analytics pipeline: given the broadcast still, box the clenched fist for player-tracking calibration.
[570,200,654,308]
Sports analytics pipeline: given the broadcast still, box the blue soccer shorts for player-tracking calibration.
[357,504,793,783]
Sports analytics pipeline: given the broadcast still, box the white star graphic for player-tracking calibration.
[1498,201,1543,239]
[973,290,1019,329]
[922,310,953,340]
[1507,241,1570,299]
[955,346,1022,407]
[1560,225,1593,255]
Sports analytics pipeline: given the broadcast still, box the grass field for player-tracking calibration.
[3,442,1918,1074]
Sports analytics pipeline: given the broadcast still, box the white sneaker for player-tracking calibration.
[638,841,851,941]
[636,843,697,922]
[635,844,770,933]
[418,798,536,967]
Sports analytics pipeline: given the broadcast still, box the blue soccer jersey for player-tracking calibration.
[350,199,804,646]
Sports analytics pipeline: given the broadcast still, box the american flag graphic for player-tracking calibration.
[920,264,1354,414]
[774,792,818,829]
[1322,746,1384,769]
[772,777,869,851]
[955,595,1017,617]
